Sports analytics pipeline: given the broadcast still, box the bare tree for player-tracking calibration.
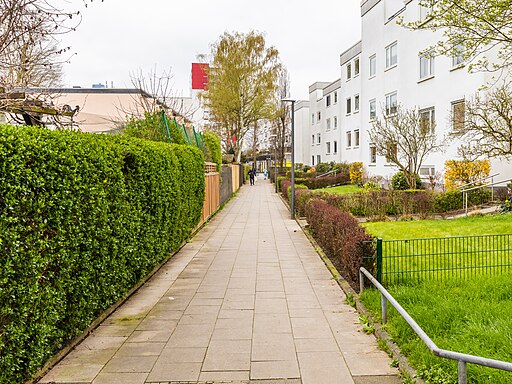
[369,104,445,189]
[452,83,512,160]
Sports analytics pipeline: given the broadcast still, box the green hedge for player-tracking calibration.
[202,131,222,172]
[0,125,205,383]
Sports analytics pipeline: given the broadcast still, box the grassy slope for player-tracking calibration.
[361,275,512,384]
[363,213,512,240]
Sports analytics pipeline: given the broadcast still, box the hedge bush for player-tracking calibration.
[305,199,375,287]
[0,125,205,383]
[202,130,222,171]
[122,111,187,145]
[295,174,350,189]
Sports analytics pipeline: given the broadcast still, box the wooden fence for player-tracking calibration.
[197,163,242,228]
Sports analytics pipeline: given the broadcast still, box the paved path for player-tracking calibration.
[39,180,400,384]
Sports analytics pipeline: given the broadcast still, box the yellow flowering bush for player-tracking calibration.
[444,159,491,191]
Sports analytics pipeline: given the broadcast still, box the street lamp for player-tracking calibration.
[269,134,278,193]
[281,98,296,220]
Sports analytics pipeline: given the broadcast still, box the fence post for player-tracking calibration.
[359,269,364,293]
[376,238,383,283]
[458,361,467,384]
[381,294,388,324]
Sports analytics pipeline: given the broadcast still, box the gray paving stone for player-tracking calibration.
[38,181,399,384]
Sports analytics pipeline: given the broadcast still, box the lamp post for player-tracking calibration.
[269,134,278,193]
[281,98,296,220]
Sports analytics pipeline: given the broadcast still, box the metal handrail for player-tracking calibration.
[316,169,337,178]
[461,177,512,214]
[359,267,512,384]
[458,173,499,190]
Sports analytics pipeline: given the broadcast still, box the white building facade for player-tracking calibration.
[295,0,512,181]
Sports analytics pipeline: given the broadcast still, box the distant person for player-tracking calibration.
[263,169,267,180]
[249,168,255,185]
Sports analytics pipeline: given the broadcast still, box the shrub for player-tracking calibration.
[288,184,308,208]
[349,162,364,185]
[332,162,350,176]
[433,190,463,212]
[277,176,287,192]
[0,125,204,383]
[202,131,222,171]
[363,181,381,191]
[315,162,331,174]
[305,199,375,287]
[444,159,490,191]
[121,111,187,145]
[392,171,421,190]
[295,174,350,189]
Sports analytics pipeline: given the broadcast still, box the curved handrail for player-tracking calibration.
[359,267,512,383]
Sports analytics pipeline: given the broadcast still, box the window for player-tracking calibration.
[420,107,435,134]
[452,100,465,131]
[346,131,352,147]
[326,118,331,131]
[346,97,352,114]
[326,95,331,107]
[369,99,376,120]
[354,130,360,147]
[311,134,315,145]
[420,166,436,177]
[312,155,315,165]
[317,155,321,164]
[311,114,315,124]
[317,133,321,144]
[385,42,398,68]
[354,95,360,113]
[452,44,465,67]
[370,145,377,164]
[317,111,321,121]
[385,92,397,115]
[347,63,352,80]
[369,54,376,77]
[333,141,338,154]
[333,116,338,129]
[326,142,331,154]
[334,91,338,103]
[419,51,435,79]
[354,58,360,76]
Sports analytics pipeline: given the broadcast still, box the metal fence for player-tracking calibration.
[363,234,512,285]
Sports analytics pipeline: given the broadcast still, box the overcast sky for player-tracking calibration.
[60,0,361,100]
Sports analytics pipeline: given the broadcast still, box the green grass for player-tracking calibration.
[363,213,512,240]
[361,274,512,384]
[317,184,361,195]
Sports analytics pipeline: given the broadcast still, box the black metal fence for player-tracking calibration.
[364,234,512,285]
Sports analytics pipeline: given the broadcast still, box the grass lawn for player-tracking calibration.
[360,213,512,383]
[363,213,512,240]
[317,184,361,195]
[361,274,512,384]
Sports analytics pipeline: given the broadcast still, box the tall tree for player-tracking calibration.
[408,0,512,73]
[369,105,445,189]
[272,67,291,168]
[201,31,281,162]
[452,83,512,160]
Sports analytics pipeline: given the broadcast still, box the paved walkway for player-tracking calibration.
[39,180,400,384]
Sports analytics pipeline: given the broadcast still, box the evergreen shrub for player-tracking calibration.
[0,125,204,383]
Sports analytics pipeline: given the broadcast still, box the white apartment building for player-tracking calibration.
[296,0,512,181]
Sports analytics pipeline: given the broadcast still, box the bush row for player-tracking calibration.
[0,125,205,383]
[294,189,494,218]
[305,199,375,287]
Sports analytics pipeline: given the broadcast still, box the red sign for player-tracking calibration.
[191,63,209,90]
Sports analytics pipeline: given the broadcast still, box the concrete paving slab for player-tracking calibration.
[38,181,399,384]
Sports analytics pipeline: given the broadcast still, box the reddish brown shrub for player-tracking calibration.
[305,199,375,288]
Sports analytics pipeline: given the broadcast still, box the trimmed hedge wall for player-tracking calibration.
[305,199,375,287]
[0,125,205,383]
